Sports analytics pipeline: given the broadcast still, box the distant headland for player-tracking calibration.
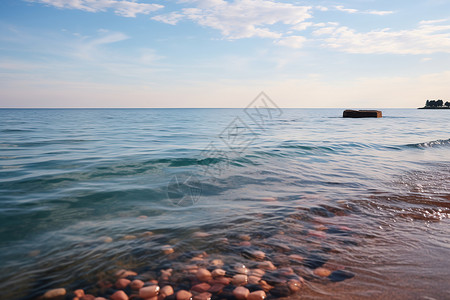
[418,99,450,109]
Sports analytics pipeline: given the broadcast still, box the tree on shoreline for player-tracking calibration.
[424,99,446,108]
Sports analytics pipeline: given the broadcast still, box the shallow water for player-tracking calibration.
[0,108,449,299]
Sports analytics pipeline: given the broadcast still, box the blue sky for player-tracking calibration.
[1,0,450,108]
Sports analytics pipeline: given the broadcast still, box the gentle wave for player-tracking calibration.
[405,138,450,149]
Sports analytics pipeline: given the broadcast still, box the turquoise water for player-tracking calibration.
[0,108,449,299]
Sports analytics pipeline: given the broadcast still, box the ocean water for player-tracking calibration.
[0,108,449,299]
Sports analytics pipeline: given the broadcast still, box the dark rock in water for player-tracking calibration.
[328,270,355,282]
[269,285,290,298]
[303,254,328,269]
[309,207,334,218]
[343,110,382,118]
[245,284,264,292]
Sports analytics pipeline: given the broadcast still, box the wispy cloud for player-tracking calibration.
[28,0,163,17]
[152,0,312,39]
[314,20,450,54]
[334,5,393,16]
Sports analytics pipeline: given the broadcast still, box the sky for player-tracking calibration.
[0,0,450,108]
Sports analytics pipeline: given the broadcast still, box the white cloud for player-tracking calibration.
[274,36,306,48]
[152,0,312,39]
[334,5,393,16]
[29,0,163,17]
[314,20,450,54]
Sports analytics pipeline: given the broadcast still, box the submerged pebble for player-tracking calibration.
[196,268,212,282]
[139,285,160,298]
[110,291,128,300]
[42,288,66,299]
[176,290,192,300]
[328,270,355,282]
[314,267,332,277]
[232,274,248,286]
[233,286,250,300]
[247,290,266,300]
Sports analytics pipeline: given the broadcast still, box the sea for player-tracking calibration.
[0,108,449,299]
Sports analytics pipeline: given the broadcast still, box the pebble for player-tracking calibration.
[162,245,175,255]
[196,268,212,282]
[314,267,332,277]
[233,286,250,300]
[42,288,66,299]
[288,254,304,262]
[261,197,277,202]
[74,289,84,298]
[191,283,211,293]
[208,284,225,293]
[232,274,248,286]
[287,279,302,292]
[115,270,137,278]
[259,280,273,292]
[141,231,154,237]
[210,259,224,267]
[193,292,212,300]
[139,285,160,298]
[250,269,265,277]
[99,236,113,243]
[110,291,128,300]
[115,278,130,289]
[248,276,261,284]
[328,270,355,282]
[239,234,251,241]
[130,279,145,290]
[239,241,252,247]
[94,298,107,300]
[251,251,265,260]
[234,263,248,274]
[80,295,95,300]
[176,290,192,300]
[138,215,148,219]
[122,235,137,240]
[247,290,266,300]
[211,277,231,285]
[193,232,210,238]
[259,261,276,270]
[160,285,174,297]
[211,269,226,277]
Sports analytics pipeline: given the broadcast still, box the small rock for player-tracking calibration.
[247,290,266,300]
[287,279,302,292]
[328,270,355,282]
[210,259,224,267]
[248,276,261,284]
[235,264,248,275]
[193,292,212,300]
[110,291,128,300]
[208,284,225,293]
[115,269,137,278]
[130,279,145,290]
[251,251,265,260]
[122,235,137,240]
[138,215,148,219]
[115,278,131,289]
[196,268,212,282]
[80,295,95,300]
[162,245,174,255]
[239,234,251,241]
[314,267,332,277]
[99,236,113,243]
[141,231,154,237]
[193,232,210,238]
[74,289,85,298]
[42,288,66,299]
[288,254,304,262]
[94,298,107,300]
[250,269,265,277]
[259,261,276,271]
[233,286,250,300]
[232,274,248,286]
[211,269,226,277]
[176,290,192,300]
[139,285,160,298]
[160,285,174,297]
[239,241,252,247]
[261,197,277,202]
[259,280,273,292]
[191,283,211,293]
[211,277,231,285]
